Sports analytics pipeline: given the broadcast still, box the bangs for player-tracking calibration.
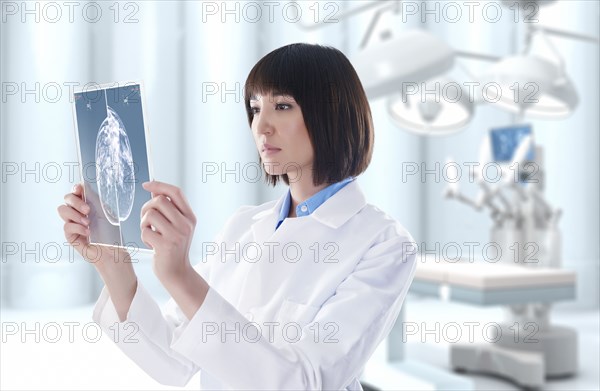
[244,48,302,106]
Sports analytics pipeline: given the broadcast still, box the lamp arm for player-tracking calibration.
[359,5,388,49]
[536,27,567,70]
[524,24,599,71]
[531,25,600,44]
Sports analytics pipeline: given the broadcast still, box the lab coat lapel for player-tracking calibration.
[249,179,367,241]
[238,180,367,312]
[310,179,366,229]
[250,191,286,244]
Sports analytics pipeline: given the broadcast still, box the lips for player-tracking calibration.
[262,143,281,152]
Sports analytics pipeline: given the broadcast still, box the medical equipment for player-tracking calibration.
[442,125,577,389]
[411,258,577,389]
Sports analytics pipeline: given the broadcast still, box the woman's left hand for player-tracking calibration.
[140,181,197,284]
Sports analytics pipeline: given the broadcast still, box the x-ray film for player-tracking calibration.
[72,82,153,252]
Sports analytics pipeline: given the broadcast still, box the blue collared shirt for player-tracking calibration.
[275,176,355,230]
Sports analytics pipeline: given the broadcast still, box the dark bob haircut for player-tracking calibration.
[244,43,374,187]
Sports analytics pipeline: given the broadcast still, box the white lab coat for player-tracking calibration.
[92,179,417,390]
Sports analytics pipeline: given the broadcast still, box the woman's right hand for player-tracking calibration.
[57,183,129,268]
[59,183,137,321]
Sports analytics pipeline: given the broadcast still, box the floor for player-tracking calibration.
[1,299,200,391]
[400,295,600,391]
[1,295,598,390]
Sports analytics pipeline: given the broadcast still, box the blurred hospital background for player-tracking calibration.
[1,1,598,390]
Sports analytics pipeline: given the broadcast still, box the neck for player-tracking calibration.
[287,172,328,218]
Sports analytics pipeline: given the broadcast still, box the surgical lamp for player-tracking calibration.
[351,29,455,100]
[480,25,588,119]
[385,77,475,136]
[301,1,598,134]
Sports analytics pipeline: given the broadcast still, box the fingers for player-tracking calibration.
[142,181,195,221]
[64,221,90,237]
[140,208,170,235]
[57,204,89,225]
[141,226,160,249]
[63,222,90,249]
[72,183,84,196]
[59,184,90,247]
[64,187,90,216]
[141,195,186,227]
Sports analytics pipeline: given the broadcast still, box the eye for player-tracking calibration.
[249,106,260,115]
[276,103,292,110]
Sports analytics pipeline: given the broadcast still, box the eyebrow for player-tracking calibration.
[249,93,295,102]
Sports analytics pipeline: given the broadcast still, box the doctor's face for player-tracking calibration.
[249,92,314,180]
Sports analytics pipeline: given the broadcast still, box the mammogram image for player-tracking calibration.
[74,84,152,251]
[95,106,135,225]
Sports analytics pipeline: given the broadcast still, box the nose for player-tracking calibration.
[254,107,274,136]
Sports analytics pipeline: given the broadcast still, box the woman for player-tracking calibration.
[58,43,417,390]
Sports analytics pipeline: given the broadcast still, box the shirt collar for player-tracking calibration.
[249,178,366,243]
[276,176,355,228]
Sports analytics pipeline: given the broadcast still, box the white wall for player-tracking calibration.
[1,8,96,308]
